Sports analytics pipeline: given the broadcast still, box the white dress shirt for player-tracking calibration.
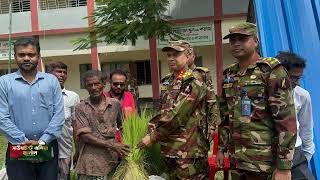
[58,88,80,159]
[293,86,315,161]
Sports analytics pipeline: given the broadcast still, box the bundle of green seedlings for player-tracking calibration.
[112,111,150,180]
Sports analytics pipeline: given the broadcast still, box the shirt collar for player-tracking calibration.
[62,88,67,96]
[233,61,258,71]
[84,95,112,109]
[14,70,45,81]
[108,90,124,102]
[247,62,258,69]
[232,60,259,76]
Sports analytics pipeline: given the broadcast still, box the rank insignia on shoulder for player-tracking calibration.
[223,83,233,89]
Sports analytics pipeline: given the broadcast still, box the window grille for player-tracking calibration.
[0,0,30,14]
[39,0,87,10]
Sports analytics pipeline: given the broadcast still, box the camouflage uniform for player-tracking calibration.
[147,40,220,179]
[189,41,220,140]
[149,68,210,179]
[218,57,297,178]
[126,78,139,98]
[190,65,220,141]
[126,77,140,113]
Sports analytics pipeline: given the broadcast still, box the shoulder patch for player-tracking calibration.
[161,73,172,83]
[223,63,238,75]
[194,66,209,73]
[257,57,281,69]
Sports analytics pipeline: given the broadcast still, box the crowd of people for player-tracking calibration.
[0,22,315,180]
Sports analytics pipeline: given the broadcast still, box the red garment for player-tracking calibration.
[103,91,136,118]
[116,129,122,143]
[103,91,136,143]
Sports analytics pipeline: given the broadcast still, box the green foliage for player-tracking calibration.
[0,135,7,168]
[144,143,167,176]
[70,170,77,180]
[73,0,181,50]
[113,111,150,180]
[122,111,149,163]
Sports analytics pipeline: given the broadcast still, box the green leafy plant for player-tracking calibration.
[73,0,181,50]
[113,111,150,180]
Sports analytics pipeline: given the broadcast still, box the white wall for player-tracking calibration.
[39,33,150,58]
[39,33,90,57]
[165,0,249,19]
[38,6,88,30]
[0,12,31,34]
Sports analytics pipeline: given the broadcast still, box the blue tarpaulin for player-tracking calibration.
[254,0,320,178]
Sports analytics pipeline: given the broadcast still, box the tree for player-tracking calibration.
[74,0,180,50]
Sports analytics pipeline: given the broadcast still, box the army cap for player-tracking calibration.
[223,22,257,39]
[162,40,193,52]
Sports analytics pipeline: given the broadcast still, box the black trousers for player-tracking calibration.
[292,147,315,180]
[6,140,59,180]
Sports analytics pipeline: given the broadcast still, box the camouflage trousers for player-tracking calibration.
[164,157,209,180]
[230,169,272,180]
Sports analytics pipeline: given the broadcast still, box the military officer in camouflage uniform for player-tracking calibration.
[126,71,139,98]
[126,71,141,113]
[187,41,220,142]
[215,23,297,180]
[138,40,220,179]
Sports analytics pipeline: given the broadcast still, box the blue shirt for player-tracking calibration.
[0,70,65,144]
[293,86,315,161]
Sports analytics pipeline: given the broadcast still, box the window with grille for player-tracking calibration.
[101,61,153,86]
[101,62,129,80]
[0,68,18,76]
[39,0,87,10]
[194,56,203,67]
[0,0,30,14]
[135,61,151,85]
[79,63,92,89]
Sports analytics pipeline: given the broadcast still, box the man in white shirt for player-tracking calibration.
[46,61,80,180]
[276,51,315,180]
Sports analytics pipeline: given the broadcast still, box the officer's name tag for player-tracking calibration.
[241,97,251,116]
[160,85,168,91]
[223,83,233,88]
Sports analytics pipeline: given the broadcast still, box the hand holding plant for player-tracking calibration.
[112,143,130,156]
[137,135,152,149]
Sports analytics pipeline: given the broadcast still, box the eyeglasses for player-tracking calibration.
[112,82,126,87]
[290,75,304,81]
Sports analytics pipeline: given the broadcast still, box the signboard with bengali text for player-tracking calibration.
[158,23,214,46]
[0,41,14,60]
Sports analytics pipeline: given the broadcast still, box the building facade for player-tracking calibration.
[0,0,249,99]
